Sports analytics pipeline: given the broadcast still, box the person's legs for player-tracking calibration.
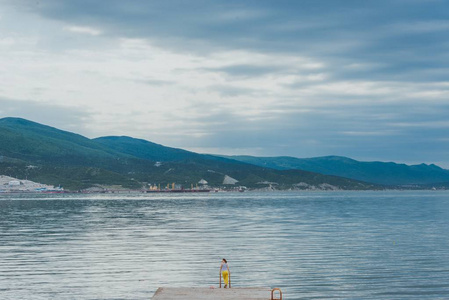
[222,271,229,288]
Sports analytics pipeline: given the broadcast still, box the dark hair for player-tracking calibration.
[222,258,227,263]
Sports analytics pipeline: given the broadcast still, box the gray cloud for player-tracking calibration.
[203,64,284,78]
[206,84,257,97]
[136,79,175,86]
[22,0,448,85]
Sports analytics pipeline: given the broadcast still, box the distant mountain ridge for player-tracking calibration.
[94,136,201,162]
[0,117,375,191]
[224,155,449,186]
[0,117,129,164]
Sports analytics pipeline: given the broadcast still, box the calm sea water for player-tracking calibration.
[1,191,449,299]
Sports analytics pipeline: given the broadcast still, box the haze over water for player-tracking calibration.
[1,191,449,299]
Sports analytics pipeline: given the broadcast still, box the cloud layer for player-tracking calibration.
[1,0,448,166]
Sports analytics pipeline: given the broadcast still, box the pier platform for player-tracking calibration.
[152,287,273,300]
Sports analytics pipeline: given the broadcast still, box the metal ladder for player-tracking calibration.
[271,288,283,300]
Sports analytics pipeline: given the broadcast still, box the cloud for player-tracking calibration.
[63,25,102,36]
[203,64,284,78]
[388,20,449,34]
[206,84,257,97]
[135,79,175,86]
[15,0,449,83]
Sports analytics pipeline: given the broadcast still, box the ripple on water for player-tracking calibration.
[1,191,449,299]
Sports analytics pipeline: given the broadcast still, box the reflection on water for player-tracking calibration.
[1,191,449,299]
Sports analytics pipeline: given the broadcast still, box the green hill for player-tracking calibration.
[94,136,201,162]
[0,118,148,189]
[0,117,377,191]
[94,135,375,189]
[224,155,449,186]
[0,117,126,166]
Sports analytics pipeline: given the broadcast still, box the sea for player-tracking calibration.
[1,191,449,300]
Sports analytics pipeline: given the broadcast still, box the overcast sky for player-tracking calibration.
[1,0,448,167]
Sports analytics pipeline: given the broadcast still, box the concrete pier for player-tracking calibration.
[152,287,273,300]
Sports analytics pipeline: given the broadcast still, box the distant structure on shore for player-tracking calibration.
[0,175,64,193]
[223,175,238,185]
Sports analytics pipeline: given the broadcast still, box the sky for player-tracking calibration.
[1,0,449,167]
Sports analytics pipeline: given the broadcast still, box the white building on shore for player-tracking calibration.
[0,175,63,193]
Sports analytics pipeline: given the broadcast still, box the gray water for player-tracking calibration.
[1,191,449,300]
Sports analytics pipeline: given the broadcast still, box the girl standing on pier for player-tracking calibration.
[220,258,230,288]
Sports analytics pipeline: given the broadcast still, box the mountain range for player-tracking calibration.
[0,117,374,191]
[223,155,449,186]
[1,117,448,191]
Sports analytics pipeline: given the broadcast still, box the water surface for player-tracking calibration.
[1,191,449,299]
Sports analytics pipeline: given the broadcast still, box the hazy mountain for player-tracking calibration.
[0,118,375,190]
[224,155,449,186]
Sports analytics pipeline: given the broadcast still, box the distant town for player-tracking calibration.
[0,175,248,194]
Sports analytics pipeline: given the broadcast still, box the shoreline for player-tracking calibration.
[1,187,447,195]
